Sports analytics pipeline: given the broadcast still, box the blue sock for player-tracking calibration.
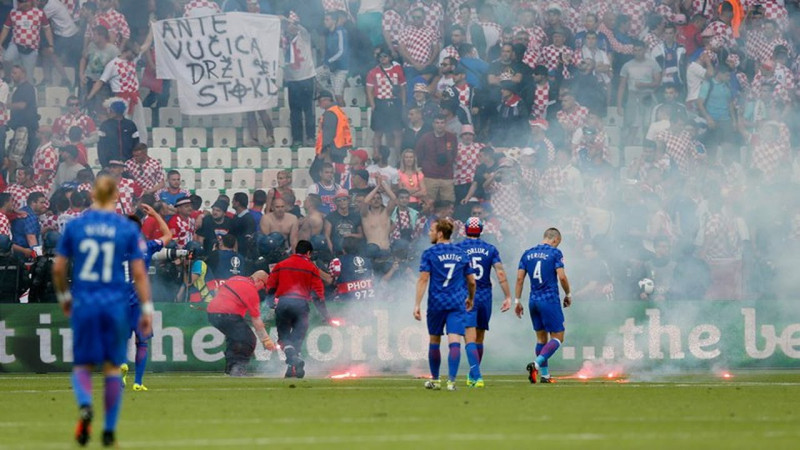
[134,342,148,385]
[447,343,461,382]
[71,368,92,407]
[535,338,561,368]
[103,375,123,432]
[535,342,549,376]
[465,343,481,380]
[428,344,441,379]
[476,343,484,363]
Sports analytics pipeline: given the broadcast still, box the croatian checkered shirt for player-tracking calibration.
[752,68,794,104]
[538,45,574,79]
[168,214,195,248]
[513,25,547,51]
[531,83,551,119]
[655,4,685,24]
[125,157,165,194]
[453,83,472,109]
[33,142,59,187]
[556,105,588,137]
[39,212,58,234]
[704,20,734,48]
[690,0,721,18]
[759,0,788,27]
[4,183,48,210]
[749,33,791,64]
[751,121,790,178]
[115,177,136,215]
[409,1,444,38]
[52,112,96,144]
[400,25,437,66]
[454,142,484,185]
[701,212,740,260]
[323,0,349,13]
[111,58,139,94]
[488,179,526,232]
[366,62,406,100]
[598,23,634,55]
[85,8,130,47]
[57,209,83,233]
[4,7,50,50]
[440,45,460,62]
[0,212,10,236]
[643,33,662,52]
[382,9,406,45]
[183,0,221,17]
[617,0,654,37]
[631,155,671,181]
[77,182,92,193]
[419,242,474,311]
[656,129,695,176]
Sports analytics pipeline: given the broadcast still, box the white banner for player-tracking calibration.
[152,12,281,115]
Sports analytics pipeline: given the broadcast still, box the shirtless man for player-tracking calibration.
[360,177,396,251]
[297,194,326,241]
[259,198,299,250]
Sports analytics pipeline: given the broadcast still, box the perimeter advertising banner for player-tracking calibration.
[0,302,798,374]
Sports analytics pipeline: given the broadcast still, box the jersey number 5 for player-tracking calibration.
[78,239,115,282]
[471,257,484,280]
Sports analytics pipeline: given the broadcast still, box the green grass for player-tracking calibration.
[1,372,799,449]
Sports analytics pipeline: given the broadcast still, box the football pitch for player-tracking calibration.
[1,372,799,449]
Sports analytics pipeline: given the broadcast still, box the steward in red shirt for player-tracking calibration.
[207,270,275,376]
[266,240,333,378]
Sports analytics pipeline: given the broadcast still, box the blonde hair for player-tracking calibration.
[398,149,419,172]
[93,175,119,207]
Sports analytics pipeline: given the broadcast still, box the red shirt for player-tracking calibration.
[266,254,325,302]
[207,276,261,317]
[141,216,163,240]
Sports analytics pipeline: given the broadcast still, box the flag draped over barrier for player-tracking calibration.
[153,12,281,115]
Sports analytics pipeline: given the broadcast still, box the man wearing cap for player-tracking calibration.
[168,196,195,248]
[456,217,512,385]
[341,148,369,190]
[415,115,458,204]
[207,270,275,376]
[267,240,334,378]
[313,90,352,180]
[408,82,440,126]
[97,97,139,168]
[324,191,363,255]
[367,45,406,158]
[454,125,484,216]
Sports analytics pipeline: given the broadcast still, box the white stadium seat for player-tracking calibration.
[189,114,213,128]
[38,107,60,127]
[342,107,361,128]
[200,169,225,190]
[182,127,207,148]
[143,108,152,129]
[344,87,366,108]
[624,146,644,166]
[278,107,290,127]
[206,147,232,169]
[176,168,196,190]
[291,169,313,189]
[152,127,177,147]
[261,169,281,190]
[231,169,256,190]
[176,147,202,168]
[267,147,292,169]
[296,147,316,169]
[148,147,173,170]
[212,127,237,148]
[216,114,242,127]
[87,147,100,169]
[45,86,70,107]
[194,189,220,209]
[293,188,308,206]
[159,107,182,127]
[273,127,292,147]
[236,147,262,169]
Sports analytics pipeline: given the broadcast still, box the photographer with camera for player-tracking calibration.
[28,230,62,303]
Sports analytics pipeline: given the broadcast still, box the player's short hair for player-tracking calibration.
[296,240,313,255]
[396,189,410,197]
[434,219,454,240]
[190,194,202,210]
[133,142,148,153]
[342,236,361,255]
[543,227,561,241]
[94,25,110,40]
[27,191,46,206]
[221,234,237,249]
[167,169,180,178]
[233,192,248,208]
[252,189,267,206]
[68,126,83,142]
[305,194,321,208]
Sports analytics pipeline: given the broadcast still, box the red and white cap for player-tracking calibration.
[465,217,483,237]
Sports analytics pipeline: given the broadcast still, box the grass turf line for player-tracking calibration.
[0,372,799,450]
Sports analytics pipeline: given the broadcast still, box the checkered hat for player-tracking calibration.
[465,217,483,237]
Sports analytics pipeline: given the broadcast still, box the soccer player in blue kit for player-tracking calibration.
[120,203,172,391]
[456,217,513,387]
[515,228,572,384]
[414,219,476,391]
[52,176,154,447]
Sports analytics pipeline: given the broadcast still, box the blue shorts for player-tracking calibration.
[427,309,466,336]
[464,290,492,330]
[528,299,565,333]
[128,302,153,342]
[71,300,130,366]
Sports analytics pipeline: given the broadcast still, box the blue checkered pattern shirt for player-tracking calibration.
[10,206,40,248]
[456,238,501,291]
[518,244,564,303]
[420,242,474,311]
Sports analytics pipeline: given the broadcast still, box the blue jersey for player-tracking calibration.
[127,239,163,305]
[56,210,145,306]
[456,238,501,292]
[518,244,564,303]
[419,243,474,311]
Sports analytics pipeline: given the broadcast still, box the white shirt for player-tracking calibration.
[43,0,79,38]
[358,0,385,14]
[685,61,707,103]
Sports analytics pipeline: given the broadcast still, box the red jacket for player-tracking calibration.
[266,254,325,302]
[207,276,261,317]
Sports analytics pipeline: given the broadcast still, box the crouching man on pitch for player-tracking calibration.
[207,270,276,376]
[266,240,336,378]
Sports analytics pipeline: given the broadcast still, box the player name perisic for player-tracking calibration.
[526,252,549,260]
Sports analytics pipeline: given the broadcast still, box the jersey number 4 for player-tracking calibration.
[532,260,543,284]
[78,239,115,282]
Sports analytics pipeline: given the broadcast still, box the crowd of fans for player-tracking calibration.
[1,0,800,304]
